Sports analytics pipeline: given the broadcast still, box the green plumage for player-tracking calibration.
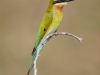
[32,0,64,55]
[27,0,73,75]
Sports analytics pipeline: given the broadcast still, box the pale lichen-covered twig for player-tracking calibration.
[33,32,83,75]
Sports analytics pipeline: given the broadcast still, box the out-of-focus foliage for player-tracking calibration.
[0,0,100,75]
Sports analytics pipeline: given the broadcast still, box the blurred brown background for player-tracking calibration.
[0,0,100,75]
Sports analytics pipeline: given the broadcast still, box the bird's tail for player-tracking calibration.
[27,50,37,75]
[27,63,34,75]
[27,36,49,75]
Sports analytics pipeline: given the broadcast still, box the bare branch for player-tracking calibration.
[46,32,83,43]
[33,31,83,75]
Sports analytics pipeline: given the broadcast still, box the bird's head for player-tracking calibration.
[53,0,74,5]
[52,0,74,11]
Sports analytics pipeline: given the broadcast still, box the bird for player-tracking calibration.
[27,0,73,75]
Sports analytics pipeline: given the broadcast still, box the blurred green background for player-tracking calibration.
[0,0,100,75]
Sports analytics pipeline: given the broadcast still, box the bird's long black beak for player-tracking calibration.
[66,0,74,2]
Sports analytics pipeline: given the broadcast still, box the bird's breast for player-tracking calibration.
[56,5,64,12]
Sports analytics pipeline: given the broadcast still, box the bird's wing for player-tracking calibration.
[32,11,53,55]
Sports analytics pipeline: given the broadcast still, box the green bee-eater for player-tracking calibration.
[27,0,73,75]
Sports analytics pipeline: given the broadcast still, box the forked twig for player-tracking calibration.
[33,32,83,75]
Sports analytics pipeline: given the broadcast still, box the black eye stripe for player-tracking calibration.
[52,0,66,4]
[52,0,74,4]
[52,1,60,4]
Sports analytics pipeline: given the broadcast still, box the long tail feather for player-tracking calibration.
[27,64,34,75]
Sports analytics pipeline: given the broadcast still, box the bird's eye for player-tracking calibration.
[53,0,61,4]
[53,0,66,4]
[58,0,74,2]
[58,0,61,2]
[58,0,65,2]
[53,0,73,4]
